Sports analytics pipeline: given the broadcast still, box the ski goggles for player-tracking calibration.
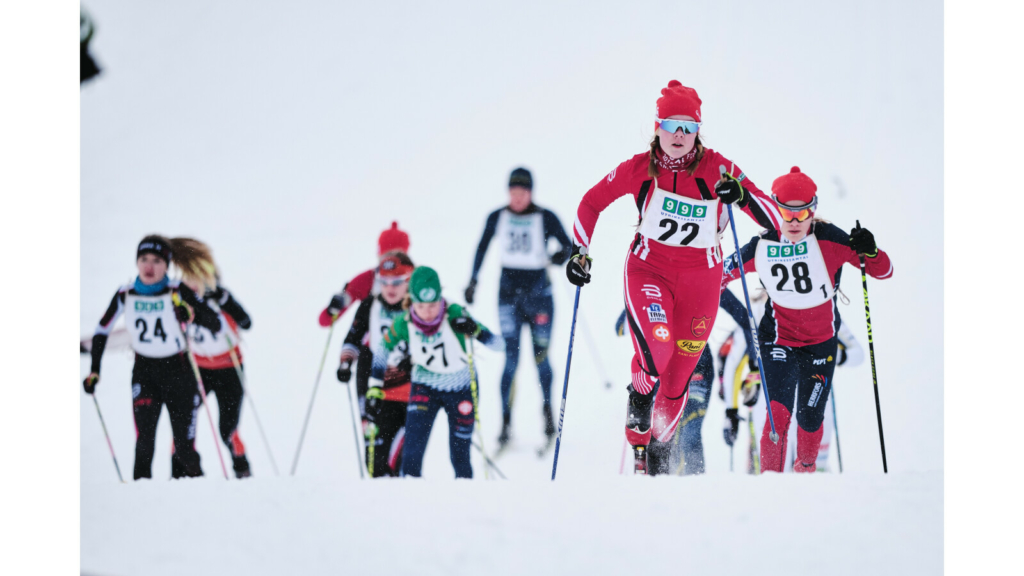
[773,197,817,222]
[656,118,702,135]
[379,274,410,287]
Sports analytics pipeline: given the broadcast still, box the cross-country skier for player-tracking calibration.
[565,80,783,473]
[83,235,222,480]
[170,238,254,479]
[318,221,411,405]
[722,166,893,473]
[373,267,503,478]
[336,252,415,477]
[464,167,572,451]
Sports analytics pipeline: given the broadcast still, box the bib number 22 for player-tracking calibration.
[657,219,700,246]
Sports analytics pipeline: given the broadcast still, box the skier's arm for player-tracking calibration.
[319,268,376,326]
[819,223,894,280]
[543,209,573,266]
[470,210,501,282]
[341,298,374,361]
[215,287,251,330]
[90,289,125,375]
[573,159,635,250]
[716,159,782,232]
[720,237,759,288]
[178,284,221,333]
[449,303,504,352]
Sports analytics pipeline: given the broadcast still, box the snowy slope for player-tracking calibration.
[80,1,942,573]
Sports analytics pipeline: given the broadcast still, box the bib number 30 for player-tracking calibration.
[657,219,700,246]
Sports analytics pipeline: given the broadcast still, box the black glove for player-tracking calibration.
[83,373,98,395]
[715,177,748,206]
[173,299,194,324]
[464,279,477,305]
[723,408,740,446]
[365,387,385,424]
[550,247,571,266]
[565,245,592,286]
[336,359,353,383]
[849,225,878,257]
[327,293,349,317]
[451,316,478,335]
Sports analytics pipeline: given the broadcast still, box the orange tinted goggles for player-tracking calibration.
[773,197,817,222]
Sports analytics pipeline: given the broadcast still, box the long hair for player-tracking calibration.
[648,134,704,178]
[169,237,219,293]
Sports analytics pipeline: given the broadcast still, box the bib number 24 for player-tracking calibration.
[657,219,700,246]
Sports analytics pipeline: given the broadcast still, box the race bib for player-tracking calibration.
[755,235,835,309]
[497,211,548,270]
[125,292,185,358]
[368,299,403,351]
[638,188,719,249]
[409,315,469,375]
[188,310,237,357]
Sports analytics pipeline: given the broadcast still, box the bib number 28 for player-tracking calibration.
[770,262,827,296]
[657,219,700,246]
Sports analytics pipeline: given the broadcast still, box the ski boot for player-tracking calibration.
[646,438,672,476]
[495,413,512,456]
[233,455,252,479]
[625,382,658,446]
[543,404,556,438]
[633,445,649,475]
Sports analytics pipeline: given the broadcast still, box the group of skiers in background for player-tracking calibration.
[82,79,893,479]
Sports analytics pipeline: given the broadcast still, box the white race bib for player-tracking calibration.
[755,235,835,310]
[188,309,238,357]
[125,292,186,358]
[638,188,720,248]
[409,314,469,374]
[497,210,548,270]
[368,299,403,351]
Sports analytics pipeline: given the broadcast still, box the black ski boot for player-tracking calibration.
[497,413,512,448]
[233,455,252,479]
[647,437,671,476]
[633,445,648,475]
[625,383,658,439]
[543,404,556,438]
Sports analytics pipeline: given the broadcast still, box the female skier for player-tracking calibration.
[83,235,222,480]
[373,267,503,478]
[336,252,415,477]
[171,238,254,479]
[464,167,573,449]
[566,79,783,473]
[722,166,893,472]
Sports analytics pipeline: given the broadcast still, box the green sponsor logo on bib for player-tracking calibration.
[134,300,164,312]
[767,242,807,259]
[662,198,677,213]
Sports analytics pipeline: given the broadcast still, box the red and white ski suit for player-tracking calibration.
[574,149,781,445]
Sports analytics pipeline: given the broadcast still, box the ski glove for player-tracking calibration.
[171,293,194,324]
[337,360,353,383]
[849,226,878,257]
[326,293,351,318]
[740,372,761,407]
[723,408,740,446]
[464,279,477,305]
[451,316,478,335]
[715,175,748,207]
[565,245,592,286]
[83,373,99,395]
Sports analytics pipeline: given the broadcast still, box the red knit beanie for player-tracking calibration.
[772,167,818,204]
[656,80,702,129]
[378,221,410,256]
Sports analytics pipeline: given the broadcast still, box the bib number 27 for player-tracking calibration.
[657,219,700,246]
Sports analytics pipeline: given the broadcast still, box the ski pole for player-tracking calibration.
[721,166,778,442]
[367,425,376,478]
[466,336,489,480]
[471,441,507,479]
[855,220,888,473]
[291,320,337,475]
[830,387,843,473]
[172,293,230,480]
[342,379,367,479]
[223,333,280,476]
[551,285,581,480]
[90,393,125,483]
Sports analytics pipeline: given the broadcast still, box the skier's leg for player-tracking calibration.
[525,286,555,436]
[130,360,161,480]
[793,338,838,473]
[203,366,250,477]
[373,400,405,477]
[400,384,440,477]
[679,348,713,475]
[759,343,798,473]
[498,291,522,434]
[164,356,203,477]
[444,388,476,479]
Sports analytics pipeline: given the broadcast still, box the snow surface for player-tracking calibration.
[80,1,942,574]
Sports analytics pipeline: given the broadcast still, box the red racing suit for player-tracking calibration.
[574,148,782,445]
[722,222,893,471]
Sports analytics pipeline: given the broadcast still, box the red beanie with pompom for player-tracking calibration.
[656,80,702,129]
[772,167,817,205]
[378,221,410,256]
